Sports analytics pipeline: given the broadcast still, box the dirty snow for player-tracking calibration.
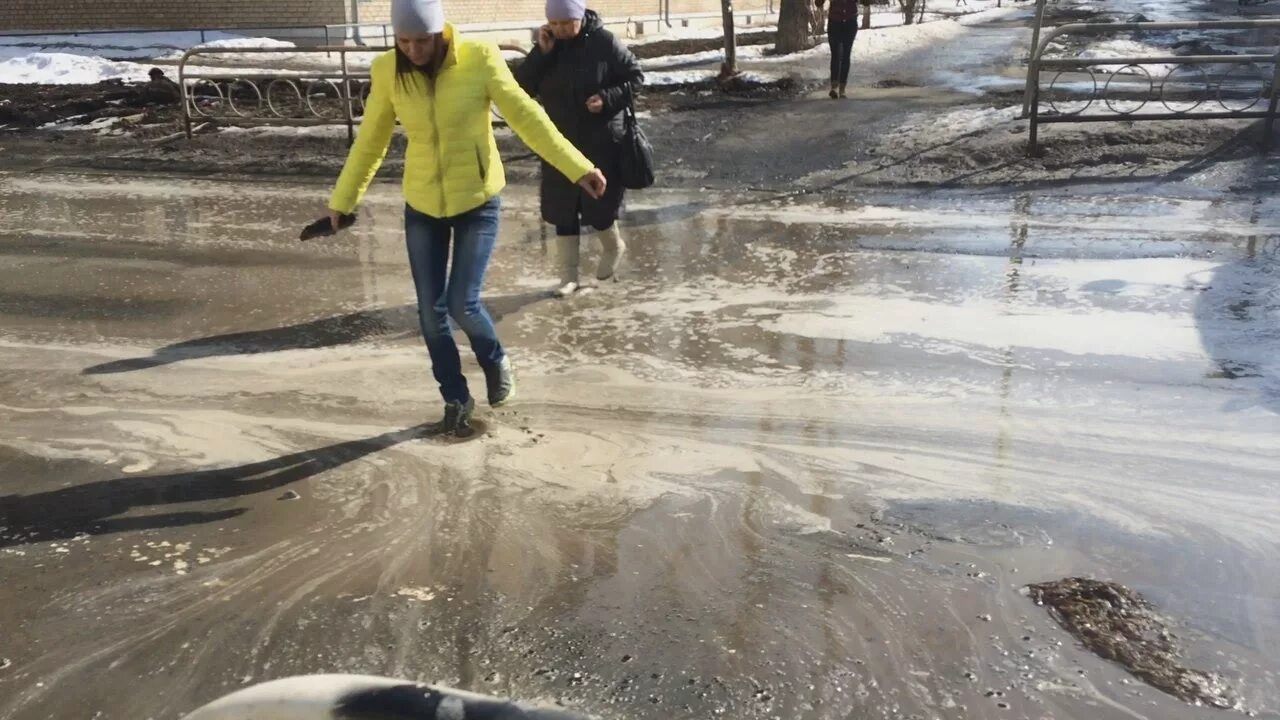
[159,37,297,62]
[218,125,354,138]
[646,68,783,87]
[897,104,1021,139]
[0,31,254,61]
[0,3,1024,87]
[807,5,1025,67]
[166,37,294,54]
[629,24,772,46]
[1077,38,1178,77]
[38,116,122,132]
[641,3,1024,87]
[641,44,770,71]
[0,34,311,85]
[0,52,154,84]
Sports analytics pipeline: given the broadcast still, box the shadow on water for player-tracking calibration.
[1193,199,1280,414]
[81,291,553,375]
[0,424,432,548]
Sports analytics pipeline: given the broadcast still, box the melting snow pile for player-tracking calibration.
[0,34,296,85]
[0,52,153,84]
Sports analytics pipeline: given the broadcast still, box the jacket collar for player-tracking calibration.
[440,22,460,69]
[581,10,604,35]
[563,10,603,46]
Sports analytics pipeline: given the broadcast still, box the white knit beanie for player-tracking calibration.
[545,0,587,21]
[391,0,446,33]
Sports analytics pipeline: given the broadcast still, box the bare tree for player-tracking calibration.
[721,0,738,76]
[776,0,819,54]
[898,0,926,24]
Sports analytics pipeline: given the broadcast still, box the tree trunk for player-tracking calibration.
[776,0,817,55]
[899,0,917,25]
[861,1,872,30]
[721,0,738,76]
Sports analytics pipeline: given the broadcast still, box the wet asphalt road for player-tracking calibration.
[1,172,1279,719]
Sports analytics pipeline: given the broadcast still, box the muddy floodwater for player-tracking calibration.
[1,173,1278,720]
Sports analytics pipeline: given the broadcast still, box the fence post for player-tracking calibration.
[1027,61,1041,154]
[1023,0,1049,118]
[180,52,193,139]
[1267,45,1280,145]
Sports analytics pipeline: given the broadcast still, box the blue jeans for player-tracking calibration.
[404,197,504,404]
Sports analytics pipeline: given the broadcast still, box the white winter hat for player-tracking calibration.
[391,0,445,34]
[545,0,587,21]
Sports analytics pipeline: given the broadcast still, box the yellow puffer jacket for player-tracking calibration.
[330,25,594,218]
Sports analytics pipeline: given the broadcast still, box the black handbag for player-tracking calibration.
[619,97,655,190]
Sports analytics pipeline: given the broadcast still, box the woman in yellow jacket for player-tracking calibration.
[328,0,607,435]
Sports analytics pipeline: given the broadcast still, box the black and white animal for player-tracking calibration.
[182,675,592,720]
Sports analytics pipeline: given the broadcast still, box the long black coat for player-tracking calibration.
[515,11,643,230]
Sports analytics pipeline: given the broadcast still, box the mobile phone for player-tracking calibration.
[299,213,357,241]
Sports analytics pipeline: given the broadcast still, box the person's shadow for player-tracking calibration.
[0,424,433,548]
[82,291,553,376]
[1195,251,1280,414]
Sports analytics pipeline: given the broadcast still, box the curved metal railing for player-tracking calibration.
[1024,20,1280,152]
[179,44,529,144]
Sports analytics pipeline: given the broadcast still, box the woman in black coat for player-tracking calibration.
[516,2,644,297]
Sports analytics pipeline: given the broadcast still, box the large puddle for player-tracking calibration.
[1,173,1278,719]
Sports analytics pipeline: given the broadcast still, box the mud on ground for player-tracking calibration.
[1028,578,1238,710]
[0,80,180,133]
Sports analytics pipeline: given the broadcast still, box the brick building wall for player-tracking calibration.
[357,0,771,25]
[2,0,348,33]
[2,0,770,34]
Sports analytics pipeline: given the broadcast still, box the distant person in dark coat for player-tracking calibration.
[816,0,858,98]
[516,0,644,297]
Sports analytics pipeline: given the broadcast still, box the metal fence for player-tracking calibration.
[1024,20,1280,152]
[178,45,527,143]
